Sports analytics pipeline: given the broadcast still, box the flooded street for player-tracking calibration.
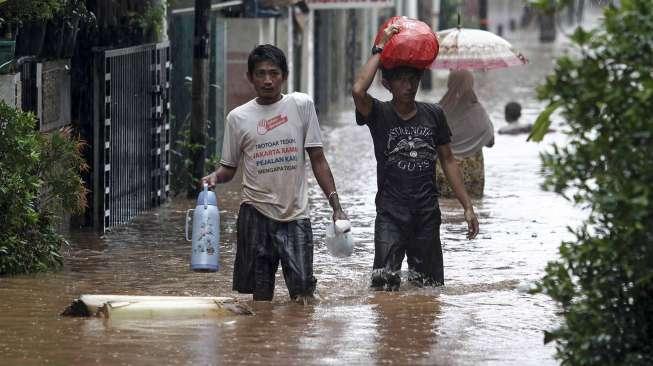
[1,32,584,365]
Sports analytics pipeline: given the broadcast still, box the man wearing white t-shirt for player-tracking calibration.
[203,44,347,302]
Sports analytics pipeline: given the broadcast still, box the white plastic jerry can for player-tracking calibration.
[325,219,354,258]
[185,184,220,272]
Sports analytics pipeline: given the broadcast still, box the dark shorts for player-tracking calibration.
[233,203,316,301]
[372,204,444,289]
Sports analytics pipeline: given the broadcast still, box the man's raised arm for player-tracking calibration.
[351,24,399,117]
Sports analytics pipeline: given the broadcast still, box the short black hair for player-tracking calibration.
[247,44,288,77]
[505,101,522,122]
[380,66,424,82]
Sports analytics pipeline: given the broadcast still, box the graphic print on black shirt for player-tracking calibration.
[386,125,437,174]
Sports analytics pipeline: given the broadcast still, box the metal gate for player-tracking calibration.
[93,42,171,232]
[20,61,38,115]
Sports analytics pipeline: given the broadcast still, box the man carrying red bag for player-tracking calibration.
[352,18,479,291]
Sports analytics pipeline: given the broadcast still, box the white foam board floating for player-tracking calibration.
[62,295,253,319]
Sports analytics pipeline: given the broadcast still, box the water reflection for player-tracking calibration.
[369,292,441,363]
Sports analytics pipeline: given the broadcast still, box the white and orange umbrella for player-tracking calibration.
[431,28,528,70]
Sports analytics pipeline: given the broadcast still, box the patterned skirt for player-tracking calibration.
[435,150,485,199]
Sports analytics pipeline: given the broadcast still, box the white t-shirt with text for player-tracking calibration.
[220,93,323,221]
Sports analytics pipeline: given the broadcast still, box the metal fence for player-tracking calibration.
[93,42,171,232]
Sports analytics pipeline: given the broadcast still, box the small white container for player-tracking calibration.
[325,220,354,258]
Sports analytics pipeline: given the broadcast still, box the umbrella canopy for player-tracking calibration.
[431,28,528,70]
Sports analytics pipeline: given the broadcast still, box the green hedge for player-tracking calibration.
[0,101,87,275]
[534,1,653,364]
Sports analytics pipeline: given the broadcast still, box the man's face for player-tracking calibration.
[248,61,286,101]
[385,69,422,103]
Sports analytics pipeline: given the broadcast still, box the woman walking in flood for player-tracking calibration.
[436,69,495,198]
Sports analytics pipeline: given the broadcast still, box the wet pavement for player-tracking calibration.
[0,25,590,366]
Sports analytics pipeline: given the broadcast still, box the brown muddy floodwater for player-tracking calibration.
[1,31,588,365]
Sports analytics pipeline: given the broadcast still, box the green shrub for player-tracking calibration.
[38,126,88,219]
[0,0,93,25]
[0,0,63,24]
[532,1,653,364]
[0,102,87,275]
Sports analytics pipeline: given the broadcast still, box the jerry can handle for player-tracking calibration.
[185,209,194,242]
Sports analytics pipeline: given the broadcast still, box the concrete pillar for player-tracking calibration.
[432,0,441,30]
[335,9,347,107]
[406,0,418,18]
[258,18,276,45]
[576,0,585,23]
[370,7,379,41]
[301,9,314,98]
[418,0,434,90]
[566,0,576,25]
[0,73,20,108]
[287,7,294,93]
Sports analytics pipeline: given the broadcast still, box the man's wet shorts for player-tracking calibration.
[232,203,317,301]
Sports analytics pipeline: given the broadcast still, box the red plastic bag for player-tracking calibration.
[374,16,439,70]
